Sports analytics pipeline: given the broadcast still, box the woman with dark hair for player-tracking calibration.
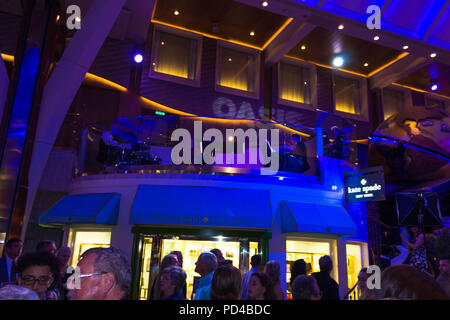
[210,265,241,300]
[264,260,285,300]
[401,225,429,273]
[289,259,307,293]
[16,252,60,300]
[248,272,276,300]
[376,264,448,300]
[149,254,179,300]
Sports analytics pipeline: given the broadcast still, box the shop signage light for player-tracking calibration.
[345,167,385,202]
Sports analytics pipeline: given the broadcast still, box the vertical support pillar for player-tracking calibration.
[21,0,126,241]
[336,237,348,299]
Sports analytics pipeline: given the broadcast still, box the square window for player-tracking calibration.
[279,62,311,104]
[216,44,259,97]
[150,28,201,86]
[334,75,361,115]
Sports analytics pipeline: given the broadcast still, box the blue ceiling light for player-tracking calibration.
[133,53,143,64]
[431,83,439,91]
[332,56,345,67]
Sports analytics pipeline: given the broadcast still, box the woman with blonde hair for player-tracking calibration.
[264,260,286,300]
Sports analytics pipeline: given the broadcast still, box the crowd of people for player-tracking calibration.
[0,228,448,300]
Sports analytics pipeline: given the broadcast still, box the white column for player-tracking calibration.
[336,238,349,299]
[21,0,126,240]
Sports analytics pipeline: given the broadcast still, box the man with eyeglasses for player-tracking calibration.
[15,252,59,300]
[66,247,131,300]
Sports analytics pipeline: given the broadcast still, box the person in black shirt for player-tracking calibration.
[311,255,340,300]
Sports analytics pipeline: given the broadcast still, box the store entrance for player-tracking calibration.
[135,231,262,300]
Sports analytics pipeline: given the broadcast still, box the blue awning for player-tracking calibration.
[280,200,358,236]
[39,193,120,225]
[130,185,272,230]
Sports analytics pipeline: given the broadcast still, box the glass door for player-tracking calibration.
[161,238,240,299]
[139,237,153,300]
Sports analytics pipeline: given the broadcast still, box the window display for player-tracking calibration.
[161,239,240,299]
[286,239,334,297]
[346,243,363,300]
[68,229,111,266]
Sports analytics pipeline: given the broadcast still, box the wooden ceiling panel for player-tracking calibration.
[153,0,289,48]
[286,26,405,75]
[396,62,450,97]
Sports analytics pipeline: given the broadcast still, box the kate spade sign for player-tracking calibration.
[345,169,385,202]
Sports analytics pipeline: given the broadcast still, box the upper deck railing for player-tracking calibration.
[75,111,359,179]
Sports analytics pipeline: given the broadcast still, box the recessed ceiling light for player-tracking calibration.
[430,53,437,58]
[373,35,380,41]
[364,62,369,67]
[338,24,344,30]
[133,54,143,64]
[174,10,180,16]
[300,45,306,50]
[161,41,165,45]
[228,58,232,62]
[250,31,255,36]
[431,83,439,91]
[402,45,409,50]
[332,56,344,67]
[262,1,269,6]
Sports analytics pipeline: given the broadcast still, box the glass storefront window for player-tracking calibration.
[279,62,311,104]
[286,239,335,298]
[160,238,240,299]
[346,243,363,300]
[139,237,153,300]
[68,229,111,267]
[249,241,259,257]
[334,75,361,115]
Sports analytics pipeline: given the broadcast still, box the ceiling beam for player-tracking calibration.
[381,0,393,15]
[422,0,450,42]
[264,20,315,66]
[369,55,431,90]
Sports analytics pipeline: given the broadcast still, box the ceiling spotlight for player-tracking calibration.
[134,53,143,64]
[403,45,409,50]
[430,53,437,58]
[262,1,269,6]
[161,41,165,45]
[338,24,344,30]
[373,35,380,41]
[332,56,344,67]
[250,31,255,36]
[430,80,439,91]
[174,10,180,16]
[364,62,369,67]
[300,45,306,50]
[227,58,232,62]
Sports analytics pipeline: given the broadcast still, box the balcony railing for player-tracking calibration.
[75,112,358,178]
